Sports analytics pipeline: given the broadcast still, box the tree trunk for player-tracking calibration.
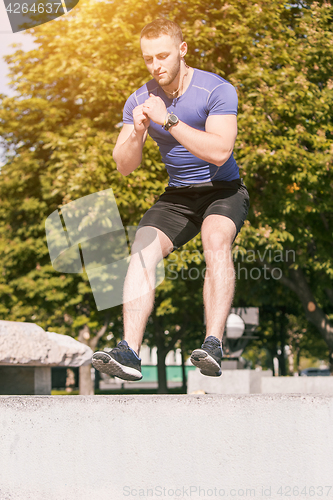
[94,368,101,392]
[257,261,333,353]
[329,350,333,375]
[296,348,301,374]
[181,343,187,394]
[287,345,294,376]
[65,368,76,393]
[267,349,275,375]
[286,267,333,350]
[156,346,168,394]
[278,310,287,376]
[77,318,110,395]
[79,364,94,395]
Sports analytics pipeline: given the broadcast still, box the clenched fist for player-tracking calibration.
[142,94,167,126]
[133,104,150,134]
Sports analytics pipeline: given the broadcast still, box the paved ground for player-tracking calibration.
[99,379,183,390]
[1,394,332,499]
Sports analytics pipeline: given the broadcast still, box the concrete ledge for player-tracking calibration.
[187,369,333,395]
[262,376,333,394]
[1,395,333,500]
[187,368,273,394]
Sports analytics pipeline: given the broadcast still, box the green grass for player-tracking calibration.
[51,387,186,396]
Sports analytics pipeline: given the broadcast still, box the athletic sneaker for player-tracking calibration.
[92,340,142,381]
[190,336,223,377]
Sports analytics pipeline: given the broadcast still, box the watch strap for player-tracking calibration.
[163,113,179,131]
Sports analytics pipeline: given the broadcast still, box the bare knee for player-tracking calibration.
[131,228,169,268]
[132,227,172,258]
[204,237,232,265]
[201,215,236,261]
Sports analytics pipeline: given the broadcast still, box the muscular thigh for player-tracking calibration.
[133,225,173,260]
[137,192,201,250]
[200,180,250,240]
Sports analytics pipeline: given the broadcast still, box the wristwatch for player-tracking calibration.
[163,113,179,131]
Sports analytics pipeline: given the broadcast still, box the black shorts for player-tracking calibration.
[137,178,250,250]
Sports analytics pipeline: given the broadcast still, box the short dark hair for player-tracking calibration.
[140,19,183,44]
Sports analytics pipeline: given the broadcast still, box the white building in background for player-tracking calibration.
[140,346,188,366]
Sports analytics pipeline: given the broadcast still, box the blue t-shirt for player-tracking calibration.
[123,68,240,187]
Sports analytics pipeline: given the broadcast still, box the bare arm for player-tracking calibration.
[142,94,237,167]
[169,114,237,167]
[113,104,150,176]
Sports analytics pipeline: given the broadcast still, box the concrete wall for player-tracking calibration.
[1,395,333,500]
[187,369,333,395]
[187,368,273,394]
[0,366,51,395]
[262,375,333,395]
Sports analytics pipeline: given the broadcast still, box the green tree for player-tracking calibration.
[231,1,333,368]
[177,0,333,368]
[1,0,332,396]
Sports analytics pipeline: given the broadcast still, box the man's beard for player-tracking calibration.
[155,58,181,89]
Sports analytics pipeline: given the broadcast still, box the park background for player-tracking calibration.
[0,0,332,394]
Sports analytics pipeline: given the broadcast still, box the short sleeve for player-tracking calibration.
[207,83,238,116]
[122,93,137,124]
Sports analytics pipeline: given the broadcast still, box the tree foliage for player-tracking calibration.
[0,0,333,386]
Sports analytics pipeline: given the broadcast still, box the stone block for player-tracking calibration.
[0,320,93,367]
[0,320,93,395]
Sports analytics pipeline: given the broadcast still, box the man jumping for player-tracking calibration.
[92,19,249,381]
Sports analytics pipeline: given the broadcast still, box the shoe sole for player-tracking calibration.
[92,352,142,381]
[190,349,222,377]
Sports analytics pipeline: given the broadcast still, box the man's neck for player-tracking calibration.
[162,62,194,98]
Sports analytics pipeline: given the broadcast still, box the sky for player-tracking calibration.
[0,3,36,164]
[0,2,36,96]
